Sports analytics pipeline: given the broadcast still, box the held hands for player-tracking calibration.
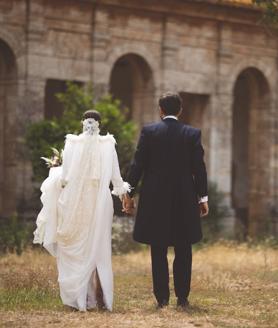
[122,194,208,217]
[200,201,209,217]
[122,194,136,215]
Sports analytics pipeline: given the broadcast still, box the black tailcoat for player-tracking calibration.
[127,118,208,246]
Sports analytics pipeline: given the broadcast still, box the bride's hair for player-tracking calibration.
[82,110,101,125]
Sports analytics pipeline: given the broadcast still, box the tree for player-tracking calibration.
[25,83,137,182]
[252,0,278,24]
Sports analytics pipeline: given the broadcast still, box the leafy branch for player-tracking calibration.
[252,0,278,24]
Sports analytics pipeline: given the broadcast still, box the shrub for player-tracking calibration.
[201,182,229,242]
[25,83,137,182]
[0,215,34,255]
[112,216,142,254]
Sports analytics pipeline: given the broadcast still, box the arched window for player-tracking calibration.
[0,39,17,217]
[110,53,155,125]
[232,67,271,237]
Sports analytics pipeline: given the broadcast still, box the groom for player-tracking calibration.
[123,92,209,308]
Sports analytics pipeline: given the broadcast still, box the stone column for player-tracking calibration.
[92,8,111,100]
[211,24,234,206]
[0,45,19,217]
[2,77,19,217]
[161,18,179,90]
[208,23,236,236]
[272,89,278,236]
[16,78,46,217]
[210,91,233,203]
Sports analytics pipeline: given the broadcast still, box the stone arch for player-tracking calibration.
[228,58,274,95]
[0,30,25,78]
[232,67,271,237]
[109,52,156,125]
[0,30,22,58]
[0,38,18,217]
[106,44,160,89]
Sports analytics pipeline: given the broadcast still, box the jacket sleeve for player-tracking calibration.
[192,129,208,199]
[111,145,131,198]
[127,127,148,197]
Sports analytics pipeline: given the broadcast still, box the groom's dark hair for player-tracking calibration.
[83,110,101,124]
[158,92,182,116]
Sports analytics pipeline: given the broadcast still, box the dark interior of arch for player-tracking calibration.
[44,79,84,119]
[232,67,271,237]
[109,53,154,123]
[0,39,17,217]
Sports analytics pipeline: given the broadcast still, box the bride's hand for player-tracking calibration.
[200,201,209,217]
[122,194,136,215]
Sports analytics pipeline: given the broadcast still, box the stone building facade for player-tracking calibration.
[0,0,277,236]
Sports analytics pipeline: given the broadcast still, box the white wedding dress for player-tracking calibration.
[33,118,130,311]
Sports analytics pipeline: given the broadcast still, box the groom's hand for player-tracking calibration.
[122,194,136,215]
[200,201,209,217]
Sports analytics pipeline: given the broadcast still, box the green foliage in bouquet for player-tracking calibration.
[41,147,63,168]
[25,83,137,182]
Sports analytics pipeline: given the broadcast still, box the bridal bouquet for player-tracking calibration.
[41,147,63,168]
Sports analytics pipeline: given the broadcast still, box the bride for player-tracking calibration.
[33,110,130,311]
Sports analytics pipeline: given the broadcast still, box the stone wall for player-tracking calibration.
[0,0,277,236]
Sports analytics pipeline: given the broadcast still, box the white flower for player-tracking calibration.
[82,118,100,135]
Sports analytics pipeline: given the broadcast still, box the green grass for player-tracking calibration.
[0,289,62,311]
[0,243,278,327]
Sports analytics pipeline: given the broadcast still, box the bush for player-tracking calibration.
[112,216,142,254]
[201,182,229,242]
[252,0,278,25]
[25,83,137,182]
[0,215,34,255]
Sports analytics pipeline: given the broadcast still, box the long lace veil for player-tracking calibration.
[57,118,102,244]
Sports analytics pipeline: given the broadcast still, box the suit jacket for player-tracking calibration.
[127,118,208,246]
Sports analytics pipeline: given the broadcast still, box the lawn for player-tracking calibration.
[0,242,277,328]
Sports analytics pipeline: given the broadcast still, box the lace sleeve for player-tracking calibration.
[111,146,131,198]
[60,138,72,187]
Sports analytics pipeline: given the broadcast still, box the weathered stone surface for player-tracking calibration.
[0,0,277,236]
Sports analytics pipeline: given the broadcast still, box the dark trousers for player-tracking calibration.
[150,243,192,303]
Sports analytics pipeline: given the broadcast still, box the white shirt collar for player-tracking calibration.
[163,115,178,120]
